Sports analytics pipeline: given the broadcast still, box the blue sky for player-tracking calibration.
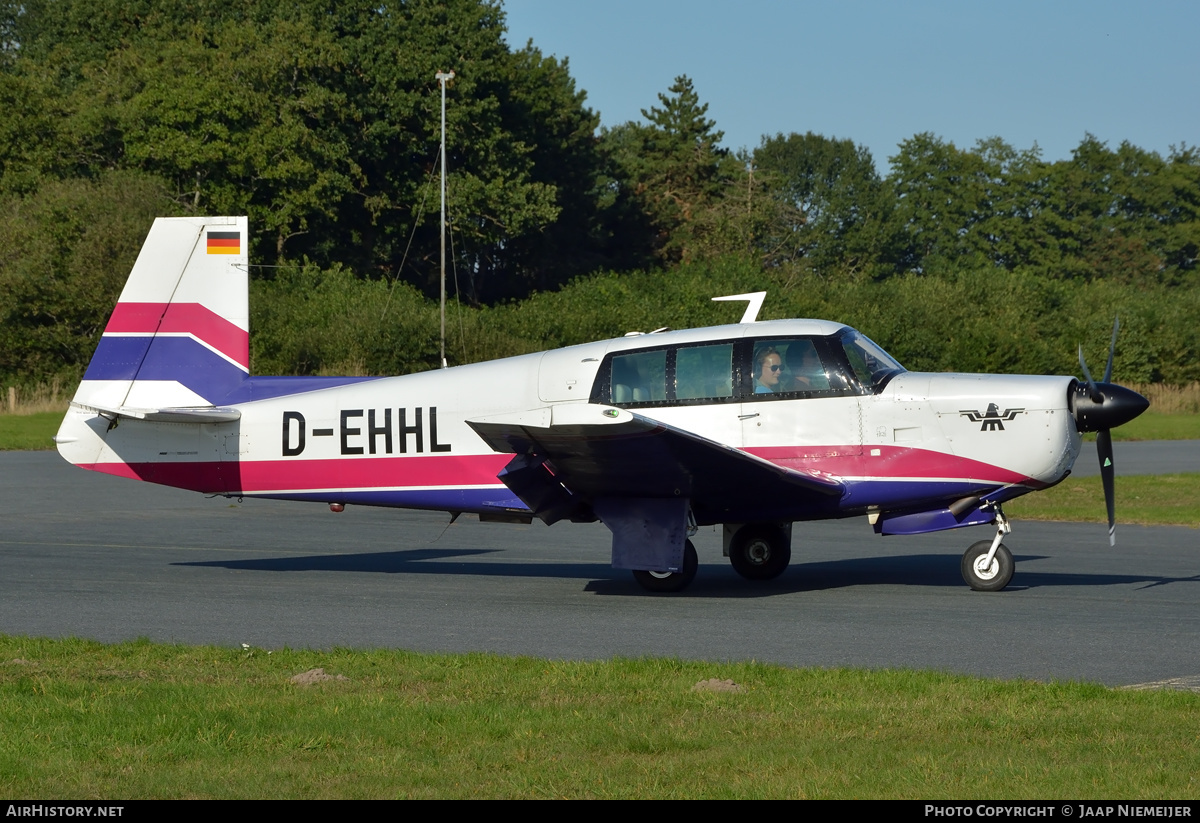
[503,0,1198,169]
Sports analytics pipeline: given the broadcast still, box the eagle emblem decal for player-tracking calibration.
[960,403,1024,431]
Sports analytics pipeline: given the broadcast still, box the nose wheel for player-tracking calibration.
[961,507,1015,591]
[961,540,1014,591]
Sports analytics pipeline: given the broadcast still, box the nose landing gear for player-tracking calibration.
[962,506,1014,591]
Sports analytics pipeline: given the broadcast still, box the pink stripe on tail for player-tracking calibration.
[104,302,249,370]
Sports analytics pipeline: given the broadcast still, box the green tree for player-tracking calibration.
[0,170,178,385]
[889,133,995,272]
[602,75,730,264]
[1035,136,1200,285]
[887,133,1200,285]
[1,0,611,302]
[754,131,896,278]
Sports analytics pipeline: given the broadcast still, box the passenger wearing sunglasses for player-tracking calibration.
[753,345,783,394]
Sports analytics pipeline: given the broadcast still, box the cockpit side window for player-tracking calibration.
[742,336,855,400]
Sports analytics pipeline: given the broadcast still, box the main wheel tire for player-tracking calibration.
[728,524,791,581]
[632,539,698,593]
[961,540,1014,591]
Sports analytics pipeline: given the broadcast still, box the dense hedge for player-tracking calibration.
[252,255,1197,385]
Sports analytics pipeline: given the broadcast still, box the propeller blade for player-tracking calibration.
[1078,345,1101,402]
[1103,316,1119,384]
[1097,428,1116,546]
[1076,316,1133,546]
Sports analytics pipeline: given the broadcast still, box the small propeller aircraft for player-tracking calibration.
[56,217,1150,593]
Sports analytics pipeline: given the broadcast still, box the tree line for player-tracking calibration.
[2,0,1197,389]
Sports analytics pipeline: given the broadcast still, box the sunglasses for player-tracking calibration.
[768,365,782,372]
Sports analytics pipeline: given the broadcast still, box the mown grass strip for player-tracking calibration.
[0,411,62,450]
[1106,412,1200,442]
[1,636,1198,799]
[1008,474,1200,528]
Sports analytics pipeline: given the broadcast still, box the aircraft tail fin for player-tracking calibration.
[71,216,250,411]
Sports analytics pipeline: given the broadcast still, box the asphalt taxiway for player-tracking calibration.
[2,448,1197,687]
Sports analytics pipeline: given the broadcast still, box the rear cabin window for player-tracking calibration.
[602,342,734,407]
[610,349,667,404]
[675,343,733,400]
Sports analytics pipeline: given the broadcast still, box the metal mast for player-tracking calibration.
[436,69,454,369]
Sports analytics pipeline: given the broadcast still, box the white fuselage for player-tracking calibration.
[58,320,1081,522]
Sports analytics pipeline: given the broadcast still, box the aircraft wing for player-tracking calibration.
[466,405,843,524]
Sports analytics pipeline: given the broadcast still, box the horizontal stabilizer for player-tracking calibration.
[72,401,241,424]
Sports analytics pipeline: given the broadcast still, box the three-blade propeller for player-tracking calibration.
[1072,317,1150,546]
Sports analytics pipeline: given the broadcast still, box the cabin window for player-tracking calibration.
[675,343,734,401]
[595,330,904,407]
[598,340,738,407]
[610,349,667,404]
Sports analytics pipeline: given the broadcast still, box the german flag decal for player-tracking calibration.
[207,231,241,255]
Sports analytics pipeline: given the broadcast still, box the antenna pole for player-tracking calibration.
[712,291,767,324]
[436,70,454,369]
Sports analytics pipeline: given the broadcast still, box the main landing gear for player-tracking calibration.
[631,540,698,593]
[628,520,796,593]
[728,524,792,581]
[961,506,1015,591]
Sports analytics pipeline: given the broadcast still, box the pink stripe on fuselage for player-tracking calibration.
[81,452,512,494]
[103,302,248,370]
[746,444,1040,486]
[80,443,1039,498]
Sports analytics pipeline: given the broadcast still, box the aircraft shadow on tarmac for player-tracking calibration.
[176,547,504,573]
[176,549,1200,597]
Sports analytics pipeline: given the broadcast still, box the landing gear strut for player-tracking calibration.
[961,506,1014,591]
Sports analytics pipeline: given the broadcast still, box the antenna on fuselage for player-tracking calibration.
[436,69,455,369]
[712,291,767,323]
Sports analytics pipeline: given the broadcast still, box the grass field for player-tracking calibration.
[1098,412,1200,442]
[2,636,1198,799]
[1008,474,1200,528]
[0,411,62,451]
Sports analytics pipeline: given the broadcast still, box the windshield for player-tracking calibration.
[840,330,905,392]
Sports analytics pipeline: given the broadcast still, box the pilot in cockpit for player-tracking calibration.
[753,345,783,393]
[784,341,830,391]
